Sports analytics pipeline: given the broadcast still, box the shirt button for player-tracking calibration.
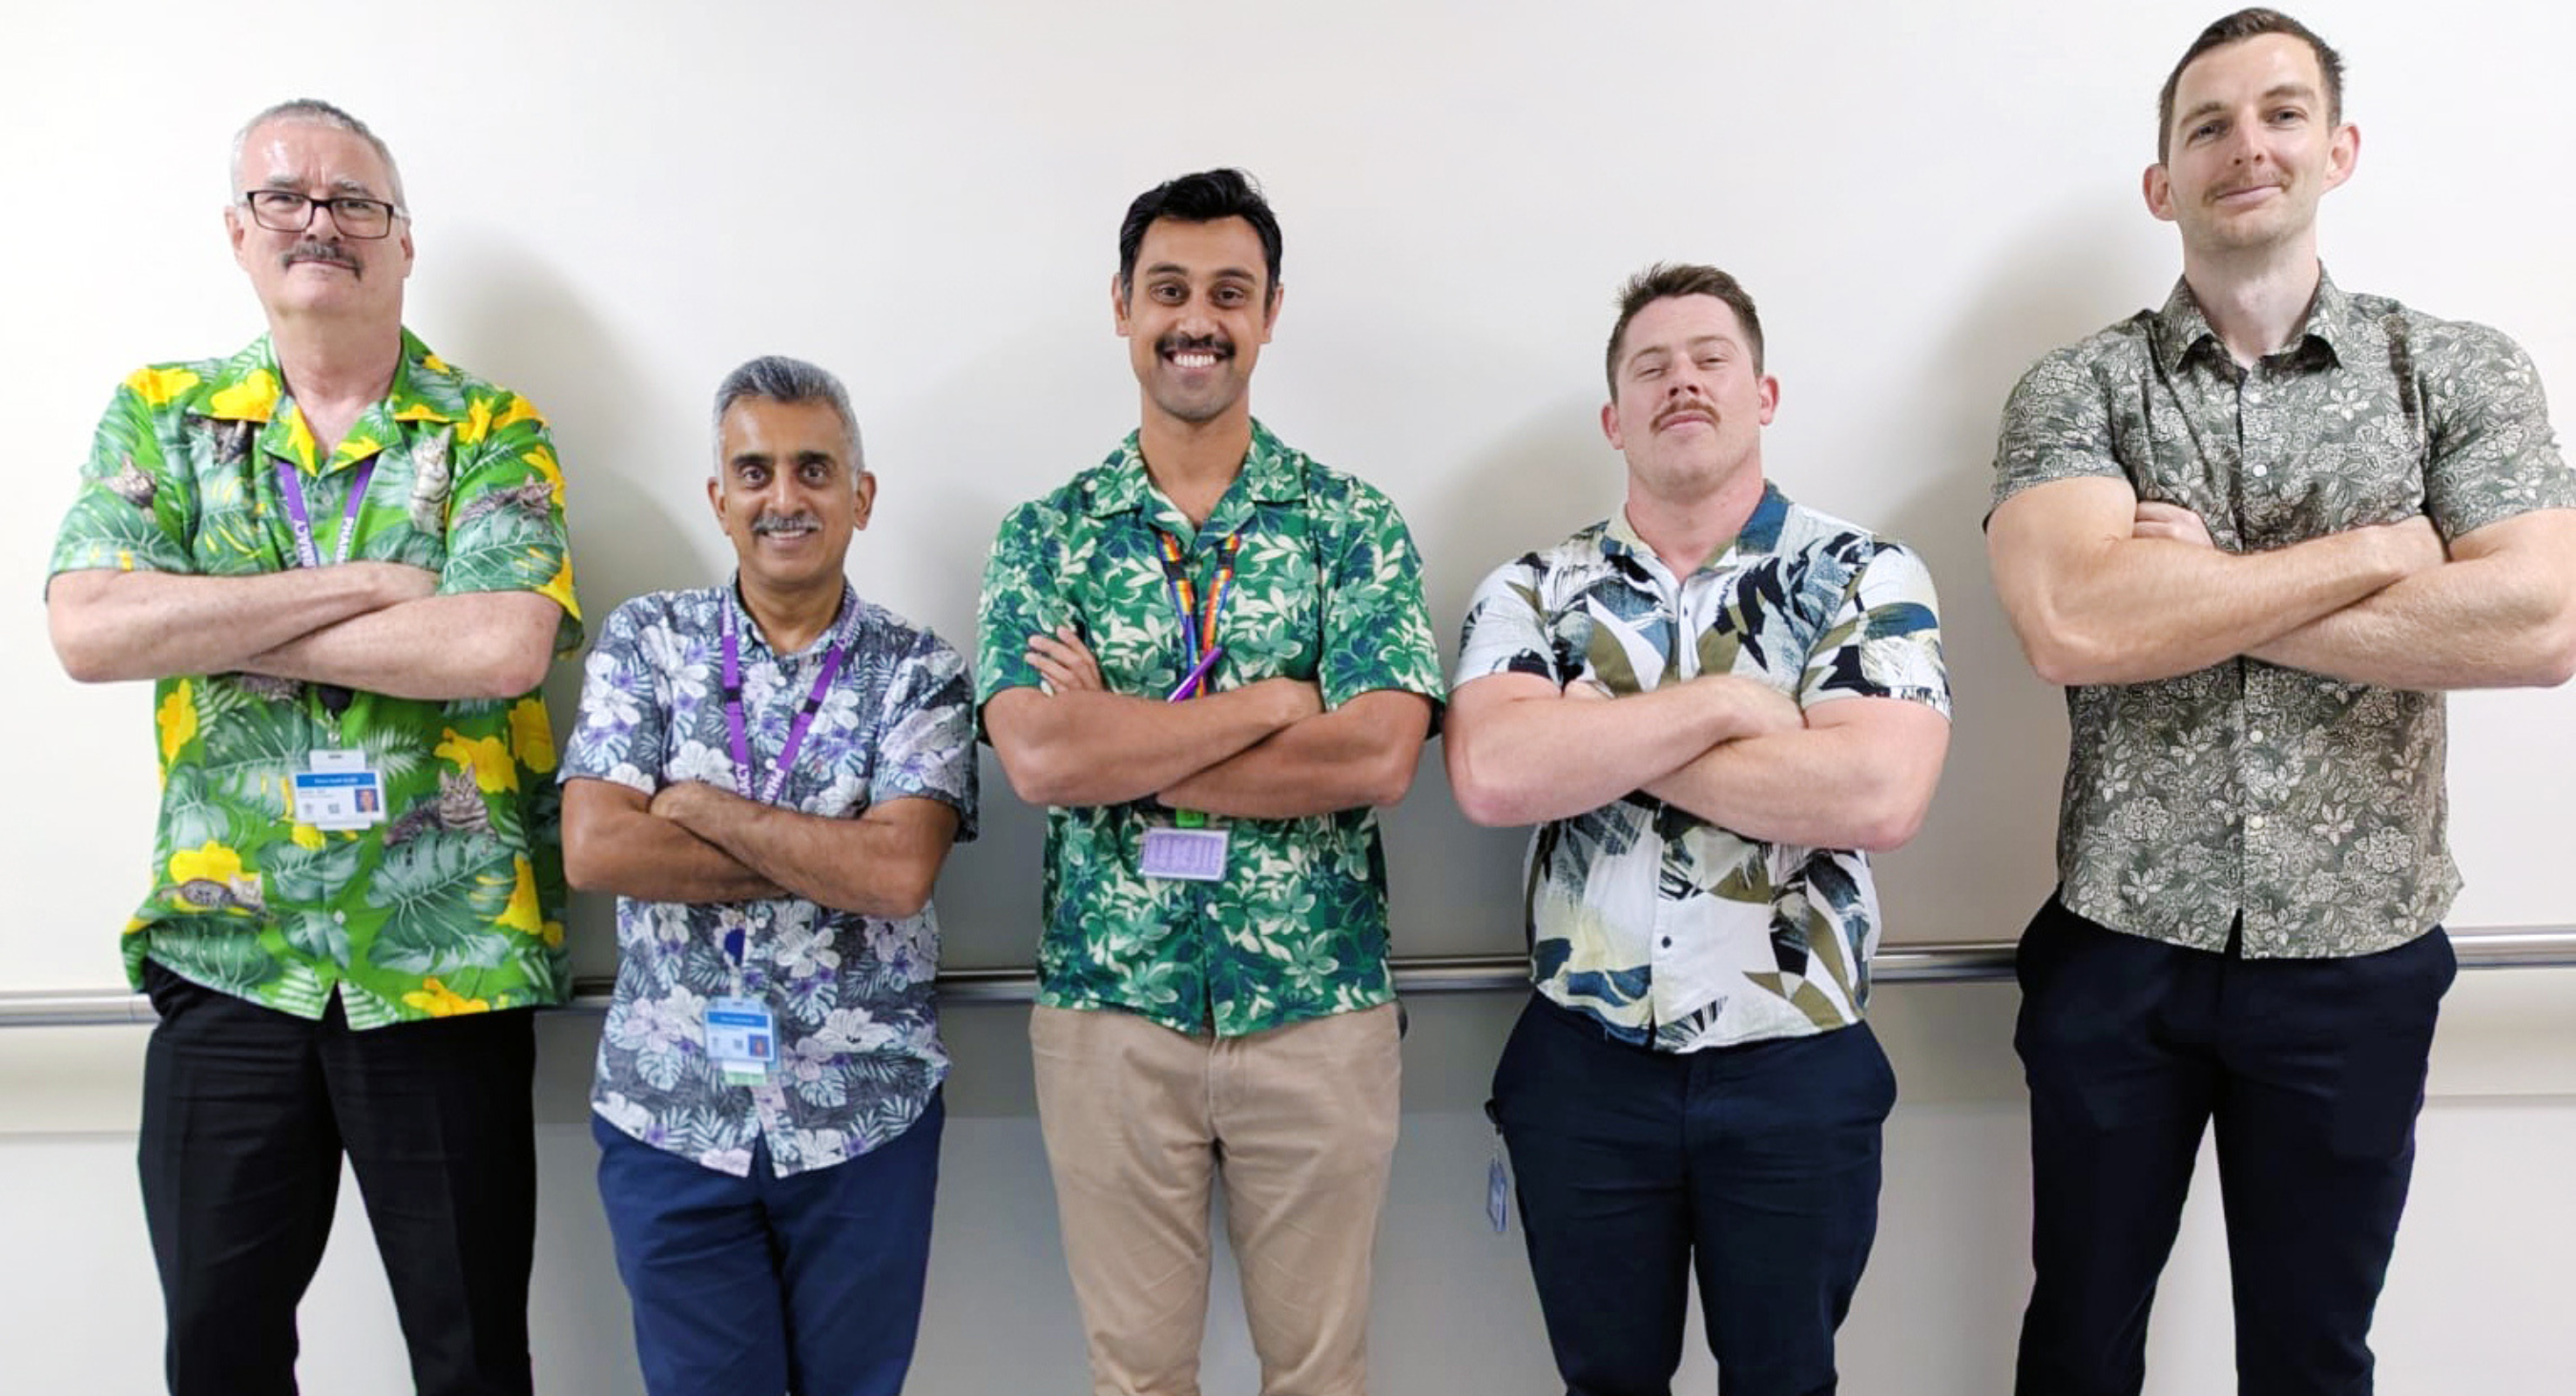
[2249,730,2267,743]
[2250,464,2269,477]
[334,910,347,923]
[1659,937,1672,948]
[2245,389,2263,406]
[2247,814,2267,831]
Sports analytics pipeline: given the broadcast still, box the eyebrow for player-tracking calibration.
[256,173,386,199]
[1626,335,1738,370]
[1143,260,1260,284]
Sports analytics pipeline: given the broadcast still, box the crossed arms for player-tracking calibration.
[48,563,559,699]
[1444,668,1950,854]
[983,626,1434,820]
[562,778,960,919]
[1986,477,2576,691]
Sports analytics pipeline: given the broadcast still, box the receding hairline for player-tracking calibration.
[228,102,408,210]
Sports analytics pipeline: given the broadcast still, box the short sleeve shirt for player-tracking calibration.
[974,421,1445,1036]
[1453,485,1949,1052]
[48,332,584,1027]
[563,583,977,1178]
[1991,274,2575,956]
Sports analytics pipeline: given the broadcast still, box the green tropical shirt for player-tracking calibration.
[49,331,585,1026]
[1991,273,2575,957]
[974,422,1445,1036]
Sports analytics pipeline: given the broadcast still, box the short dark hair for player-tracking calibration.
[1605,262,1765,398]
[1116,168,1283,301]
[2157,9,2345,162]
[712,355,862,469]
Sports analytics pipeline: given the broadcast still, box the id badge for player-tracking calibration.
[704,996,778,1087]
[294,750,386,831]
[1140,827,1229,881]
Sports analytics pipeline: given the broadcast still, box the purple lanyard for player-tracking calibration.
[275,457,378,568]
[718,595,856,807]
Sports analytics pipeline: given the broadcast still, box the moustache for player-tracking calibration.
[1653,402,1717,431]
[750,513,820,536]
[1157,333,1233,359]
[282,240,362,274]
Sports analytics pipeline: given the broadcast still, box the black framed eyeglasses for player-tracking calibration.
[240,190,404,240]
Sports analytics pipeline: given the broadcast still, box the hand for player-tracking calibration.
[1238,676,1325,727]
[1027,625,1106,694]
[1694,672,1804,739]
[2133,500,2215,549]
[342,560,443,607]
[650,780,732,826]
[2367,512,2447,574]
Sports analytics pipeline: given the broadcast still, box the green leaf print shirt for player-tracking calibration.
[49,332,584,1027]
[975,422,1445,1036]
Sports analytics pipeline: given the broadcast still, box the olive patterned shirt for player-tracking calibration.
[49,332,584,1026]
[1454,488,1950,1051]
[1991,273,2574,957]
[975,421,1445,1037]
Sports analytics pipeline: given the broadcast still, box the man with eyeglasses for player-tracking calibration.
[46,98,580,1396]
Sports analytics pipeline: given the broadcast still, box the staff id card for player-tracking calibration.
[292,750,386,831]
[704,996,778,1087]
[1140,826,1229,881]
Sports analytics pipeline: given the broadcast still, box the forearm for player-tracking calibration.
[2024,530,2420,685]
[247,591,561,700]
[2254,552,2576,689]
[1158,690,1433,819]
[563,793,785,903]
[987,681,1310,807]
[661,790,952,920]
[48,567,401,683]
[1642,706,1948,853]
[1446,677,1780,827]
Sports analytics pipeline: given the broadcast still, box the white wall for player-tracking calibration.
[3,1,2570,1391]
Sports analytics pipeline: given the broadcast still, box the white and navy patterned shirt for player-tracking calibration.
[564,580,976,1177]
[1455,485,1948,1052]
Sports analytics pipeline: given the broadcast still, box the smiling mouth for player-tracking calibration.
[1158,334,1232,370]
[751,515,820,538]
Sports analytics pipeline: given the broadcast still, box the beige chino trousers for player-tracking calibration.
[1030,1001,1402,1396]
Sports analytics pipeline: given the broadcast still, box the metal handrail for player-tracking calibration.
[4,927,2568,1029]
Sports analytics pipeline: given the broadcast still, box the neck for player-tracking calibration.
[2180,241,2322,366]
[738,573,844,654]
[1625,468,1766,576]
[1137,403,1253,527]
[269,313,402,425]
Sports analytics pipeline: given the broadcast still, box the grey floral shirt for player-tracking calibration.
[1992,272,2573,957]
[1454,487,1949,1052]
[564,582,976,1177]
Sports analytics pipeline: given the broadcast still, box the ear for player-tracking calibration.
[1259,281,1284,342]
[851,469,877,531]
[394,219,416,281]
[1111,271,1132,337]
[226,203,253,271]
[1600,398,1623,451]
[2323,120,2360,193]
[1755,374,1780,426]
[2143,162,2177,223]
[705,473,725,524]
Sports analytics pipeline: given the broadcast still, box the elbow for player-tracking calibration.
[561,824,613,894]
[48,609,128,684]
[1358,743,1422,810]
[999,750,1080,809]
[1445,753,1538,827]
[472,641,554,701]
[1846,803,1929,855]
[2524,612,2576,688]
[2020,626,2122,688]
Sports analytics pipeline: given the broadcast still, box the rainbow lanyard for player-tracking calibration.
[1154,530,1241,697]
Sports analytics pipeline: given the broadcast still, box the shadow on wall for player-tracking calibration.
[1862,201,2162,942]
[426,233,713,981]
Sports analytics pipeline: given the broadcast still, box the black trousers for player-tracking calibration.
[1492,992,1896,1396]
[137,960,540,1396]
[2011,898,2455,1396]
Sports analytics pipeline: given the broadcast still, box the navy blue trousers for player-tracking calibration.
[1491,992,1896,1396]
[2012,899,2455,1396]
[136,959,538,1396]
[593,1093,943,1396]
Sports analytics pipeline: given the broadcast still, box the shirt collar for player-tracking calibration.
[1084,418,1308,527]
[208,328,460,474]
[1601,481,1791,575]
[724,576,860,661]
[2152,268,2351,375]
